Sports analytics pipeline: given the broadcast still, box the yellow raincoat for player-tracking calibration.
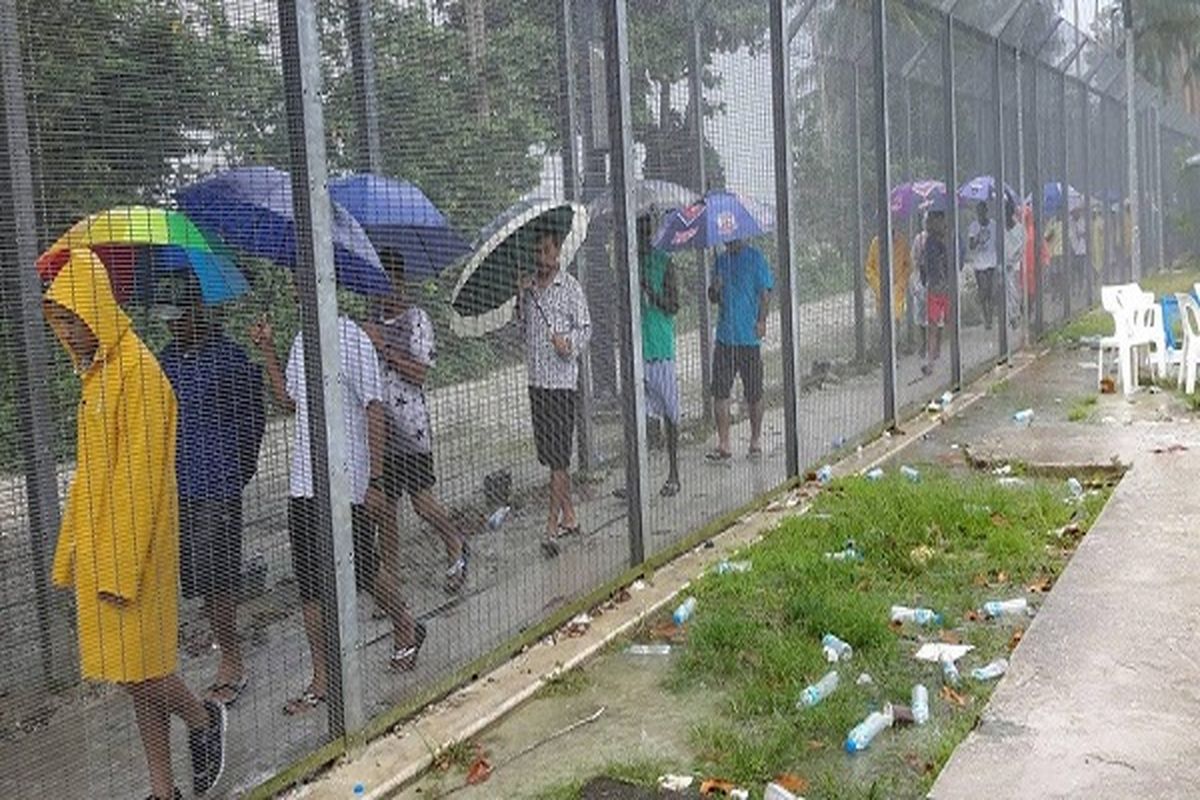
[864,232,911,320]
[46,250,180,683]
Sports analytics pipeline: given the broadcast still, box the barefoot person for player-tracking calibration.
[46,250,226,799]
[252,311,425,715]
[157,275,265,706]
[519,224,591,554]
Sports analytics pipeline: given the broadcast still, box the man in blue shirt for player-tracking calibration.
[157,275,265,706]
[707,238,773,461]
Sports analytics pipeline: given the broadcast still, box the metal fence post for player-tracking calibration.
[346,0,381,173]
[1156,103,1167,270]
[942,13,962,389]
[994,35,1009,359]
[768,0,800,479]
[1081,80,1094,306]
[602,0,648,566]
[1028,61,1045,337]
[1059,70,1071,320]
[0,0,75,691]
[278,0,364,737]
[688,5,713,423]
[872,0,898,426]
[852,63,867,365]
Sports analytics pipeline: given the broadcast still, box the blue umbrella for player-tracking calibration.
[330,173,471,278]
[958,176,1019,208]
[177,166,390,295]
[652,190,771,252]
[1032,182,1084,217]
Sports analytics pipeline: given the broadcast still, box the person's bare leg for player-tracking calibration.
[748,400,764,453]
[372,505,415,648]
[665,419,679,485]
[300,602,328,698]
[206,593,243,697]
[545,468,562,537]
[128,675,210,798]
[553,468,577,530]
[714,399,732,455]
[411,490,463,565]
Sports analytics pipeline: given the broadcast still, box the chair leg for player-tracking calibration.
[1120,344,1134,396]
[1097,346,1105,389]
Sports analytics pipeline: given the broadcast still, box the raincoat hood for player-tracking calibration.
[43,248,132,370]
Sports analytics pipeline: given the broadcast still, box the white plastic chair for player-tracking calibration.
[1098,285,1136,394]
[1179,294,1200,394]
[1128,301,1167,383]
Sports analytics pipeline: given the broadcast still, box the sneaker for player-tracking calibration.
[189,700,227,796]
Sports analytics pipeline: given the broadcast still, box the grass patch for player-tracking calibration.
[654,469,1107,799]
[1066,395,1098,422]
[534,667,593,699]
[531,758,673,800]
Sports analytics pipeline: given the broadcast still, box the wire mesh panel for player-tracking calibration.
[1000,46,1029,353]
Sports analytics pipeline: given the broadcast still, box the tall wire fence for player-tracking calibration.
[2,1,1199,797]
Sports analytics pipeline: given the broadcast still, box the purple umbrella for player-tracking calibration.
[652,190,771,252]
[890,180,947,219]
[958,176,1020,208]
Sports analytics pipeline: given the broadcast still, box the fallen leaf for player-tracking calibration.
[964,610,982,623]
[889,619,904,632]
[466,757,492,785]
[941,685,970,707]
[1027,575,1054,593]
[806,739,826,751]
[939,629,962,645]
[804,470,818,482]
[910,545,935,565]
[774,773,810,794]
[903,753,937,775]
[1100,376,1116,394]
[971,573,988,588]
[990,513,1009,527]
[987,570,1010,588]
[651,621,688,643]
[700,777,737,795]
[1008,627,1025,651]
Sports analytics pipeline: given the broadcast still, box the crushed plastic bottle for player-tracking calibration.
[940,654,962,687]
[866,467,885,481]
[900,465,921,483]
[845,704,894,754]
[940,391,954,407]
[912,684,930,725]
[971,658,1009,681]
[1012,409,1034,425]
[764,782,801,800]
[821,633,853,663]
[982,598,1029,619]
[487,505,511,531]
[798,670,840,708]
[890,605,942,626]
[672,597,697,626]
[714,560,752,575]
[627,644,672,656]
[824,541,864,563]
[855,672,874,686]
[1067,477,1084,500]
[816,465,834,485]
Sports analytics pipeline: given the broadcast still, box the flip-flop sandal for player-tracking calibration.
[558,524,582,538]
[444,554,468,595]
[207,676,248,707]
[282,689,325,716]
[660,479,680,497]
[705,450,732,463]
[541,538,561,558]
[390,622,428,671]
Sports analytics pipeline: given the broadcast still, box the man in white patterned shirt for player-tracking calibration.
[518,224,591,555]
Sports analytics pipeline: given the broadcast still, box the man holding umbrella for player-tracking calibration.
[706,237,774,462]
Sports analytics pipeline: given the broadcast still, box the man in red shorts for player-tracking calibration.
[919,207,950,375]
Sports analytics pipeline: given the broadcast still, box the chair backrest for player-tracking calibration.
[1178,294,1200,344]
[1101,285,1125,314]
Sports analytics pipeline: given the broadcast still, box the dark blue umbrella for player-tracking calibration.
[652,190,771,252]
[329,174,471,278]
[177,166,390,295]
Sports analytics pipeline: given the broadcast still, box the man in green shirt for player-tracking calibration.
[638,214,681,496]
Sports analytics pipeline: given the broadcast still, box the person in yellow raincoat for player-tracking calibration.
[44,250,226,800]
[864,226,911,321]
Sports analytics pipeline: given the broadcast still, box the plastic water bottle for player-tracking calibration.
[845,704,894,754]
[821,633,853,663]
[1067,477,1084,499]
[971,658,1009,681]
[1013,408,1034,425]
[940,391,954,407]
[982,598,1029,619]
[816,465,834,485]
[824,542,864,563]
[627,643,672,656]
[900,465,921,483]
[797,670,840,708]
[487,505,511,531]
[832,435,848,449]
[866,467,885,481]
[714,560,752,575]
[765,783,801,800]
[890,605,942,626]
[941,654,962,687]
[912,684,930,725]
[672,597,697,626]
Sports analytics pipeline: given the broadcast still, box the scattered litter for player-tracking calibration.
[855,672,874,687]
[856,445,865,455]
[353,784,365,796]
[912,684,930,725]
[982,598,1029,619]
[798,671,839,708]
[824,541,864,563]
[714,560,752,576]
[1012,409,1034,425]
[1008,628,1025,651]
[816,465,833,485]
[772,773,809,795]
[909,545,935,566]
[940,685,969,707]
[659,774,695,792]
[865,467,885,481]
[903,753,937,775]
[1152,443,1189,454]
[951,443,960,450]
[627,644,672,656]
[672,597,697,626]
[971,658,1009,681]
[566,613,592,637]
[997,477,1027,487]
[941,390,954,406]
[1066,477,1084,501]
[699,777,738,796]
[486,505,511,531]
[466,756,493,785]
[891,704,915,726]
[630,579,647,592]
[940,655,962,687]
[1100,377,1116,394]
[765,781,802,800]
[993,464,1013,476]
[845,704,894,753]
[1027,575,1054,593]
[891,605,942,626]
[1148,385,1163,395]
[821,633,853,663]
[900,465,921,482]
[650,621,687,643]
[915,643,973,663]
[832,435,848,449]
[939,629,962,645]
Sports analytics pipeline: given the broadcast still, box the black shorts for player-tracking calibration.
[179,496,243,600]
[287,497,376,603]
[383,446,436,500]
[711,342,764,403]
[529,386,576,471]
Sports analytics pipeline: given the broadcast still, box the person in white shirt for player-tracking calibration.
[966,201,999,330]
[1003,197,1026,329]
[251,314,425,716]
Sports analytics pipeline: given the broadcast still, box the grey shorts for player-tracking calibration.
[644,359,680,423]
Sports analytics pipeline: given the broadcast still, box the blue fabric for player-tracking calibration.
[714,246,774,346]
[652,190,769,252]
[160,334,266,500]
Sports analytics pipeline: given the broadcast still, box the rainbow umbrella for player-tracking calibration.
[36,206,248,304]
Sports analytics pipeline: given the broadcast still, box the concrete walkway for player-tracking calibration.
[930,419,1200,799]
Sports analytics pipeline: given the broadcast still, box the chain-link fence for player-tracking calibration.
[2,1,1200,798]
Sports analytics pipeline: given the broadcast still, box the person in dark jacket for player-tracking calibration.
[157,274,265,706]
